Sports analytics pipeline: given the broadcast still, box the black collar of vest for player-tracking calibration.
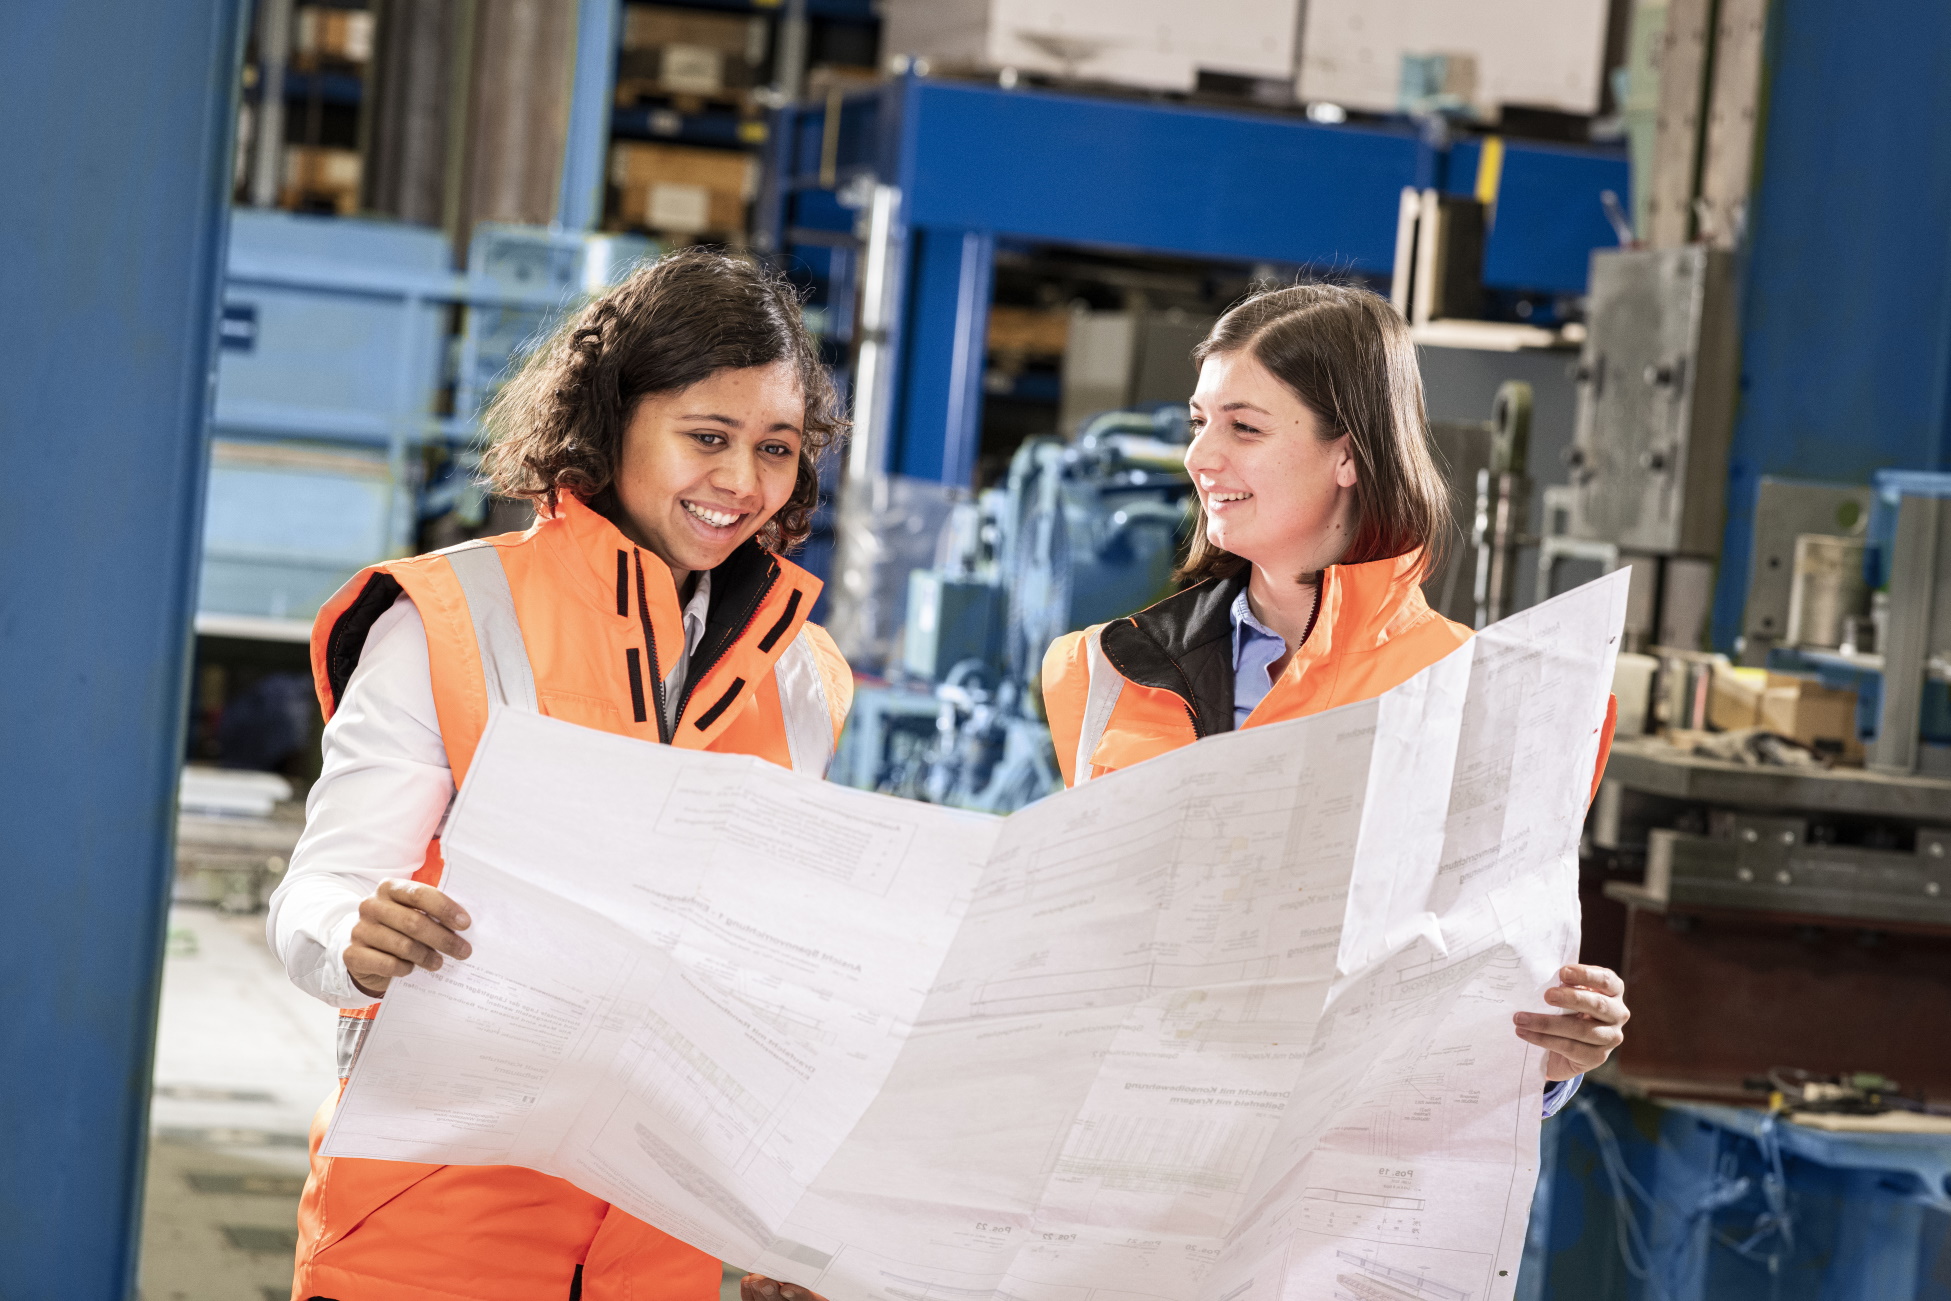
[1096,572,1246,739]
[683,538,781,689]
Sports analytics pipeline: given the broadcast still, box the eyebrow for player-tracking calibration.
[678,413,802,435]
[1220,401,1272,415]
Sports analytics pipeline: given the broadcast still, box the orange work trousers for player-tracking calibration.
[292,1085,722,1301]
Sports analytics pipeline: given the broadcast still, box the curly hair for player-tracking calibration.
[480,247,845,554]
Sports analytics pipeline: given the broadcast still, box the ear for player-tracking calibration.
[1331,436,1359,489]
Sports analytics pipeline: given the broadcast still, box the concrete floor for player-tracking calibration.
[136,903,751,1301]
[139,904,334,1301]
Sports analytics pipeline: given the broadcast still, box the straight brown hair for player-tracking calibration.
[480,248,844,553]
[1177,282,1448,584]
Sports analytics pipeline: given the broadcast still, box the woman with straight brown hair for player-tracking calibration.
[1041,281,1628,1115]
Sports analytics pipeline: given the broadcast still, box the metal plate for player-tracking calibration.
[1568,246,1739,554]
[1739,478,1873,658]
[1649,827,1951,925]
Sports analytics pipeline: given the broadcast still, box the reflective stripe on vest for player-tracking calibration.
[443,540,538,713]
[774,629,838,777]
[1072,628,1124,785]
[336,546,836,1079]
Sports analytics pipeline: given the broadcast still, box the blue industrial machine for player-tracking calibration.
[833,406,1194,811]
[786,73,1631,813]
[760,72,1630,496]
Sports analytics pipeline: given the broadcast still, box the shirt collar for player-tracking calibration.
[680,571,712,657]
[1229,585,1284,661]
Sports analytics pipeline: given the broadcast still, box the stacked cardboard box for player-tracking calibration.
[618,4,766,102]
[1707,664,1861,761]
[282,146,362,215]
[293,5,374,67]
[609,141,753,238]
[986,305,1071,359]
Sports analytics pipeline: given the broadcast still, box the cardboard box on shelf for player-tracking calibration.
[623,5,765,57]
[293,6,374,64]
[281,146,361,215]
[618,5,765,102]
[986,305,1071,358]
[1706,663,1767,732]
[1758,673,1861,760]
[616,46,760,99]
[609,142,753,237]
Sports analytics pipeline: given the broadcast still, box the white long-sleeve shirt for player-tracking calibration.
[267,581,711,1007]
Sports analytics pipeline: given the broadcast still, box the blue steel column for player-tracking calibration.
[557,0,622,229]
[0,2,244,1294]
[1708,0,1951,648]
[893,227,996,484]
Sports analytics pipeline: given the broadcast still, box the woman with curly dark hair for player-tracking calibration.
[268,248,853,1301]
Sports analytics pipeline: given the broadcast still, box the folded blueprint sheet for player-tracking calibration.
[325,571,1627,1301]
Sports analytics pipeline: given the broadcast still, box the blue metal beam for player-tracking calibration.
[1481,141,1630,296]
[894,227,994,483]
[896,79,1421,273]
[559,0,623,229]
[0,2,243,1292]
[1710,0,1951,648]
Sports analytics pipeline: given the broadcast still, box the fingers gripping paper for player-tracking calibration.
[324,573,1627,1301]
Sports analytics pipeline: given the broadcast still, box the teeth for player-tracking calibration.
[683,501,741,528]
[1209,491,1252,503]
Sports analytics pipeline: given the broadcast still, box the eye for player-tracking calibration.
[690,430,727,448]
[760,441,796,458]
[1231,420,1264,436]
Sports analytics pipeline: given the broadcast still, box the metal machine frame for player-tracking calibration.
[759,73,1632,493]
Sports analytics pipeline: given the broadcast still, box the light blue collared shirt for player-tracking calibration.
[1225,584,1583,1119]
[1229,588,1287,729]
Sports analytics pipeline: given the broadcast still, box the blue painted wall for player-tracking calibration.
[1712,0,1951,647]
[0,2,243,1292]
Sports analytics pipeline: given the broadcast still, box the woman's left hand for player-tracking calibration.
[743,1275,827,1301]
[1514,963,1629,1082]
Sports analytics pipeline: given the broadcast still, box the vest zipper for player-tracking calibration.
[1161,648,1207,739]
[632,551,672,743]
[674,562,779,730]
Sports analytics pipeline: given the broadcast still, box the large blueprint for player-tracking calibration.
[325,572,1627,1301]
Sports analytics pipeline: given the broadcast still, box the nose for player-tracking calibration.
[711,446,762,502]
[1184,421,1220,481]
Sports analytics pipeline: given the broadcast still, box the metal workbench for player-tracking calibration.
[1604,734,1951,820]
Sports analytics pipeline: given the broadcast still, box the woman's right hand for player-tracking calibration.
[344,879,472,998]
[742,1275,826,1301]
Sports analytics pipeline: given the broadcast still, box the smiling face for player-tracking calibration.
[1185,349,1359,578]
[611,361,805,585]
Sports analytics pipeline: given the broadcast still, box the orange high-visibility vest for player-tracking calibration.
[293,491,852,1301]
[1042,551,1615,795]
